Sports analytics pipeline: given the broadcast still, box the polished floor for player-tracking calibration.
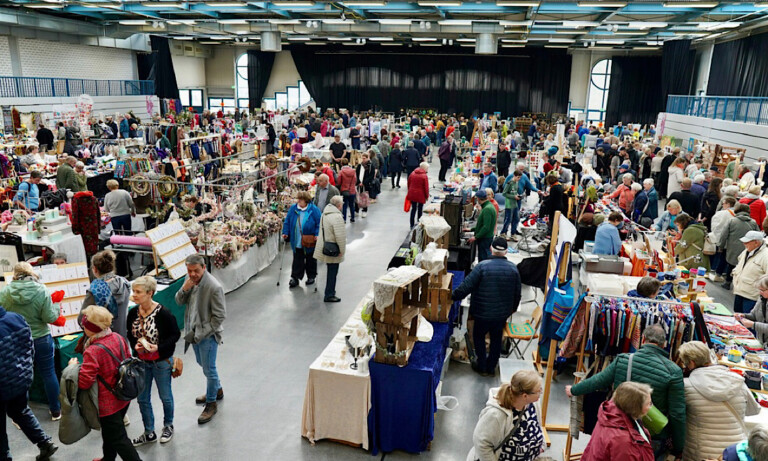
[7,162,737,461]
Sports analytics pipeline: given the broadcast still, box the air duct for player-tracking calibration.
[261,31,282,51]
[475,33,497,54]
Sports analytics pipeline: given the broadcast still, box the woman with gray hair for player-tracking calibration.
[677,341,760,461]
[735,274,768,345]
[314,195,347,303]
[74,160,88,192]
[722,424,768,461]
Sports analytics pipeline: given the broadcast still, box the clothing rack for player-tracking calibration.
[181,133,221,144]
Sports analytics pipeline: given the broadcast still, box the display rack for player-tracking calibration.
[145,219,197,280]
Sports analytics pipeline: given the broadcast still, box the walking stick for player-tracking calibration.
[276,237,287,286]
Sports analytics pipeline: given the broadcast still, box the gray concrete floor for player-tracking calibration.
[7,161,738,461]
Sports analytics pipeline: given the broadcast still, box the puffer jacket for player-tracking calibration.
[732,244,768,301]
[59,362,100,444]
[338,166,357,194]
[452,256,521,322]
[677,223,710,271]
[740,195,767,230]
[581,400,654,461]
[570,344,686,455]
[406,168,429,204]
[0,307,34,400]
[682,365,760,461]
[0,278,58,339]
[744,296,768,344]
[314,204,346,264]
[718,211,759,266]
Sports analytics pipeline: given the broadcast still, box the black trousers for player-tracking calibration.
[390,171,401,187]
[473,318,505,374]
[438,159,451,182]
[100,406,141,461]
[1,392,49,460]
[410,201,424,228]
[291,247,317,281]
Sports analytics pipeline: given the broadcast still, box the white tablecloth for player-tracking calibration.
[211,233,279,294]
[22,232,87,263]
[302,294,374,449]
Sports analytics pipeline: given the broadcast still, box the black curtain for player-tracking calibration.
[136,52,154,81]
[661,39,694,103]
[247,50,276,110]
[148,35,179,100]
[605,56,663,126]
[708,31,768,97]
[289,45,571,116]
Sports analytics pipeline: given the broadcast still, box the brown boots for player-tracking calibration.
[195,388,223,405]
[198,402,217,425]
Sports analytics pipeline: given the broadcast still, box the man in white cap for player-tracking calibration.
[732,230,768,313]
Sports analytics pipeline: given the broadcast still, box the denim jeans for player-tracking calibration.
[33,334,60,413]
[501,207,520,236]
[111,214,132,233]
[734,295,758,314]
[325,263,339,298]
[138,360,174,433]
[342,194,356,222]
[2,392,50,460]
[192,336,221,404]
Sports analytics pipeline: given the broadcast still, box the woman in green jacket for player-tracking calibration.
[156,130,172,151]
[675,212,710,271]
[501,170,520,240]
[0,262,61,418]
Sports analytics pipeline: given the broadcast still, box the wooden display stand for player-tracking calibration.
[145,219,197,281]
[424,272,453,323]
[424,232,450,250]
[373,269,429,366]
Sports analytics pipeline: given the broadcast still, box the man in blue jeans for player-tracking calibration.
[176,254,226,425]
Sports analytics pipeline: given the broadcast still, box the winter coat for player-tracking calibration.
[0,278,57,339]
[473,200,498,239]
[389,148,404,173]
[682,365,760,461]
[78,332,132,417]
[466,387,544,461]
[690,182,706,200]
[667,166,685,196]
[403,147,421,168]
[739,195,767,230]
[700,190,720,229]
[633,188,658,221]
[571,344,686,455]
[668,190,700,218]
[314,204,347,264]
[593,222,622,255]
[81,273,131,338]
[677,223,710,271]
[732,244,768,301]
[452,256,521,322]
[355,162,377,191]
[722,442,754,461]
[480,173,498,194]
[712,209,735,243]
[438,141,452,162]
[609,184,635,212]
[338,166,358,194]
[0,307,34,400]
[59,362,100,444]
[282,202,322,250]
[406,168,429,204]
[56,162,78,192]
[581,400,654,461]
[744,296,768,345]
[119,118,130,138]
[718,211,759,266]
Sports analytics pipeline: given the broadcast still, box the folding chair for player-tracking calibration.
[503,305,542,360]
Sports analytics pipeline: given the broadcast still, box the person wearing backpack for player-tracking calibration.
[70,304,142,461]
[127,276,181,446]
[80,250,131,338]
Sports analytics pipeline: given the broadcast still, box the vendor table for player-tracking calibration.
[22,232,87,263]
[302,296,373,449]
[211,233,279,294]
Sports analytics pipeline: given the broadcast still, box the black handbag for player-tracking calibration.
[321,221,340,257]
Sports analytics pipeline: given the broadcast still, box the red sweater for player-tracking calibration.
[406,168,430,204]
[740,196,767,230]
[78,332,132,417]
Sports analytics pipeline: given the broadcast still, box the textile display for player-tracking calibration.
[247,50,276,111]
[604,56,664,126]
[419,215,452,240]
[419,246,448,275]
[210,233,280,294]
[290,46,572,116]
[71,192,100,259]
[372,265,427,312]
[708,31,768,97]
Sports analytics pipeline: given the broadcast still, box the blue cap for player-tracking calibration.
[548,146,559,156]
[620,163,629,169]
[475,189,488,199]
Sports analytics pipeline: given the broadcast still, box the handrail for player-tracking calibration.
[0,76,154,98]
[666,94,768,126]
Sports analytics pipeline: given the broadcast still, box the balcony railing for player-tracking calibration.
[667,95,768,126]
[0,77,154,98]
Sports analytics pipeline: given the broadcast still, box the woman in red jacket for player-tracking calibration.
[338,158,358,223]
[739,185,767,230]
[406,162,430,228]
[70,305,141,461]
[582,381,654,461]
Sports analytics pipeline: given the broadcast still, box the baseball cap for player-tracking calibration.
[475,189,488,199]
[740,231,765,243]
[620,163,630,169]
[491,236,508,251]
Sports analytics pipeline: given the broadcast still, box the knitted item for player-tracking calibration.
[71,191,100,259]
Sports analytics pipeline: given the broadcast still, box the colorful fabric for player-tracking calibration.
[90,278,117,318]
[72,192,100,259]
[498,404,544,461]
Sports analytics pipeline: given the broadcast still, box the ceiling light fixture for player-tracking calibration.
[662,2,718,7]
[456,38,475,42]
[218,19,249,24]
[342,0,387,5]
[625,21,668,29]
[502,44,525,47]
[593,39,624,44]
[412,37,437,41]
[141,2,185,8]
[269,19,302,24]
[377,19,413,25]
[497,1,539,6]
[577,2,626,7]
[327,37,352,41]
[206,2,246,7]
[500,20,533,26]
[119,19,149,25]
[381,42,403,45]
[24,3,64,8]
[634,46,661,50]
[696,21,740,30]
[175,36,196,40]
[287,36,311,41]
[272,0,315,6]
[500,38,527,43]
[305,42,325,45]
[546,38,575,43]
[369,37,394,41]
[168,19,197,25]
[199,41,221,45]
[322,18,355,24]
[418,0,461,5]
[559,20,601,28]
[420,43,441,46]
[437,20,473,25]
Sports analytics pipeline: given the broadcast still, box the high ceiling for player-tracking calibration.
[4,0,768,49]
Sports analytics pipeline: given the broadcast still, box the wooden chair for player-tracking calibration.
[503,305,542,360]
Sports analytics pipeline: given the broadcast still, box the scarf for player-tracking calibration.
[84,328,112,349]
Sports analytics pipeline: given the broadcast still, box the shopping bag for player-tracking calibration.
[357,191,370,208]
[404,198,412,212]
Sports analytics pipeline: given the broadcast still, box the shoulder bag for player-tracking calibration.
[626,354,668,436]
[299,212,317,248]
[474,410,524,461]
[321,220,340,257]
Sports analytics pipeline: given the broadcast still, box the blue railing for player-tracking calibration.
[0,77,154,98]
[667,95,768,126]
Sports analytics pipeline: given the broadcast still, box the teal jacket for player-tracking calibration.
[571,344,686,455]
[0,279,57,339]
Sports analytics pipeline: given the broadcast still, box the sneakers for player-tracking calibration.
[124,414,130,426]
[511,235,521,242]
[36,439,58,460]
[198,402,218,425]
[288,278,299,288]
[132,431,157,446]
[361,211,367,218]
[324,296,341,303]
[306,278,315,286]
[50,410,61,421]
[714,274,725,282]
[196,388,224,405]
[160,425,174,443]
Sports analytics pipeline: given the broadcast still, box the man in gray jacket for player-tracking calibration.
[313,174,339,212]
[175,254,226,425]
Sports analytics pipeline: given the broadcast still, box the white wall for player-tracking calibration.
[0,36,11,75]
[659,112,768,162]
[262,50,302,100]
[1,95,160,124]
[172,54,206,89]
[691,43,714,95]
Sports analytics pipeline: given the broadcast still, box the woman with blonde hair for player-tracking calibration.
[677,341,760,461]
[582,382,654,461]
[467,370,544,461]
[667,158,686,196]
[0,262,61,419]
[654,199,682,233]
